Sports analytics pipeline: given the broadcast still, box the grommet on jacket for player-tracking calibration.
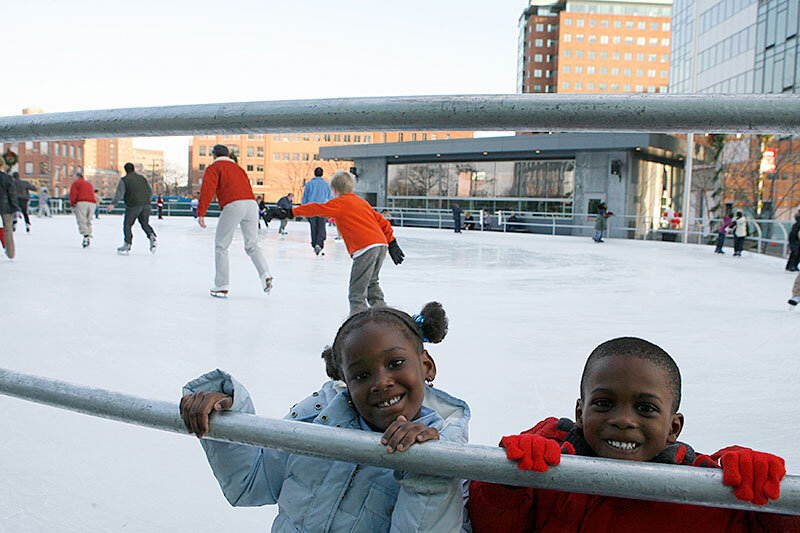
[312,391,319,396]
[320,415,328,422]
[291,411,298,418]
[386,506,394,515]
[315,403,322,410]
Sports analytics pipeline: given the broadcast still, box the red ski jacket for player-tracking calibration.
[468,417,799,533]
[68,178,96,206]
[197,157,255,217]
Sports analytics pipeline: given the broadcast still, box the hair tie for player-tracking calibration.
[411,314,429,342]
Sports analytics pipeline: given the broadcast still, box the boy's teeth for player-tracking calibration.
[607,440,638,451]
[377,395,402,408]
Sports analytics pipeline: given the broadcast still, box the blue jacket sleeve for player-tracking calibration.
[183,369,288,507]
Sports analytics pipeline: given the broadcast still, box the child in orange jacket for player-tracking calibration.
[468,337,799,533]
[279,170,404,315]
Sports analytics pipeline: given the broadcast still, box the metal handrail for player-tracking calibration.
[2,94,800,141]
[0,367,797,516]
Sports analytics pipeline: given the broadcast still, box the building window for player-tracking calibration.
[587,66,595,74]
[612,67,620,75]
[535,38,545,46]
[246,164,254,171]
[575,81,583,89]
[398,133,404,142]
[577,18,585,26]
[563,81,571,89]
[638,21,646,29]
[659,85,668,93]
[575,66,584,74]
[365,135,372,142]
[614,20,622,28]
[282,134,290,142]
[576,50,584,58]
[247,146,254,157]
[256,180,263,185]
[600,35,608,44]
[649,54,657,62]
[274,134,281,141]
[649,37,658,46]
[313,134,321,141]
[636,69,644,76]
[587,82,595,90]
[535,23,544,31]
[647,85,656,92]
[624,52,633,60]
[283,153,290,161]
[589,19,597,27]
[661,70,668,78]
[247,134,255,139]
[302,153,310,161]
[25,162,33,175]
[588,35,596,43]
[599,83,607,90]
[40,142,48,155]
[343,134,351,142]
[602,19,609,27]
[534,69,543,77]
[576,34,584,42]
[25,141,34,151]
[625,36,634,45]
[292,153,299,161]
[273,153,279,161]
[293,134,300,141]
[445,134,451,139]
[257,134,264,140]
[561,35,569,43]
[333,134,341,142]
[354,135,361,142]
[626,21,634,28]
[600,66,608,75]
[534,53,543,62]
[302,134,310,141]
[199,145,206,156]
[199,164,206,170]
[600,51,608,59]
[563,65,571,73]
[648,69,656,77]
[624,68,632,76]
[613,36,621,44]
[661,39,670,46]
[635,84,644,92]
[662,22,670,31]
[257,164,264,171]
[624,84,632,91]
[564,18,573,26]
[563,49,572,57]
[613,51,620,60]
[636,53,644,61]
[431,133,437,140]
[257,147,264,157]
[661,54,669,62]
[39,162,48,175]
[69,145,75,158]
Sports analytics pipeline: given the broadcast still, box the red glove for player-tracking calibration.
[714,446,786,505]
[501,434,562,472]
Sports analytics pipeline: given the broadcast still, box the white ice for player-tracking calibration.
[1,214,798,532]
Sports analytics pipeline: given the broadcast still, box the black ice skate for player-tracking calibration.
[117,243,131,255]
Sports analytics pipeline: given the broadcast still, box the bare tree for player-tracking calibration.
[163,162,188,196]
[277,159,350,199]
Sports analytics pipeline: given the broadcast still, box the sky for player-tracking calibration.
[4,0,527,172]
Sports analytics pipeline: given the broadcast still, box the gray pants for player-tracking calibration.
[214,199,270,291]
[279,218,288,233]
[74,201,95,236]
[348,245,387,315]
[793,271,800,297]
[2,213,15,259]
[123,205,155,245]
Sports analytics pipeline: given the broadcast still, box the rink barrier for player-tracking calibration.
[2,94,800,141]
[1,367,798,516]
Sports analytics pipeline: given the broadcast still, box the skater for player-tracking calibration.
[107,163,157,255]
[156,194,164,219]
[593,211,614,242]
[0,170,19,259]
[732,211,747,256]
[789,271,800,306]
[275,192,293,234]
[191,194,199,218]
[468,337,799,533]
[784,211,800,271]
[197,144,272,298]
[179,302,469,533]
[38,187,51,217]
[452,203,462,233]
[714,211,733,254]
[93,189,102,219]
[301,167,332,256]
[12,172,36,232]
[278,170,404,315]
[257,196,269,229]
[68,172,96,248]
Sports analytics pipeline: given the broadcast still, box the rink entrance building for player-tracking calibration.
[319,133,690,237]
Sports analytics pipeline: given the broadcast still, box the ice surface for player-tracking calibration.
[1,214,798,531]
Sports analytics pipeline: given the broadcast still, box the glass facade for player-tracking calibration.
[754,0,800,93]
[387,159,575,213]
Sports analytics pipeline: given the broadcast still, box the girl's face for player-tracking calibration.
[340,321,435,432]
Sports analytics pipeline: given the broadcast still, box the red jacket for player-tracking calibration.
[197,157,255,217]
[292,194,394,256]
[69,178,96,206]
[468,418,799,533]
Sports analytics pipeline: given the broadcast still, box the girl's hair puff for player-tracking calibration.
[321,302,448,381]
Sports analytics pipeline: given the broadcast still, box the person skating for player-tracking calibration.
[12,172,36,232]
[715,211,733,254]
[275,170,404,315]
[0,170,19,259]
[789,271,800,307]
[191,194,199,218]
[593,211,614,242]
[68,172,96,248]
[301,167,332,256]
[276,192,293,235]
[156,195,164,219]
[257,196,269,229]
[197,144,272,298]
[107,163,157,255]
[785,211,800,271]
[452,203,462,233]
[38,187,51,217]
[732,211,747,256]
[93,189,102,219]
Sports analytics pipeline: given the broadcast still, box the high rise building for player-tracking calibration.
[189,131,474,201]
[518,0,673,94]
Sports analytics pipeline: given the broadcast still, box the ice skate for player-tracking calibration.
[82,235,91,248]
[263,276,274,295]
[26,223,30,233]
[149,234,157,254]
[117,243,131,255]
[314,245,321,257]
[789,296,799,307]
[210,289,229,298]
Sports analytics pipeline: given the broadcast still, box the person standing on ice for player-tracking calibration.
[107,163,157,255]
[197,144,272,298]
[191,194,199,218]
[12,172,36,232]
[275,192,293,235]
[784,211,800,271]
[593,211,613,242]
[715,211,733,254]
[68,172,96,248]
[38,187,51,217]
[452,203,463,233]
[732,211,747,256]
[301,167,332,256]
[0,170,19,259]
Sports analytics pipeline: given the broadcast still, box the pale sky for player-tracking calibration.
[5,0,526,172]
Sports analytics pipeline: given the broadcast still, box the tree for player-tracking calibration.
[278,159,350,199]
[162,161,188,196]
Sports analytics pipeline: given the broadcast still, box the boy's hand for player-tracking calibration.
[380,415,438,453]
[179,392,233,439]
[716,446,786,505]
[501,433,562,472]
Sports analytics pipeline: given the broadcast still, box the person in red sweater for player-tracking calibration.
[277,170,404,316]
[468,337,799,533]
[198,145,272,298]
[68,172,97,248]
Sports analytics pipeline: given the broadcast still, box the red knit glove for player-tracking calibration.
[714,446,786,505]
[501,434,562,472]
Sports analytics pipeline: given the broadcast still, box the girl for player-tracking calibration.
[180,302,470,532]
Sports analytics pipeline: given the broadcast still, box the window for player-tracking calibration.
[588,34,597,42]
[661,38,670,46]
[588,51,596,59]
[411,133,417,141]
[662,22,670,31]
[533,84,543,91]
[602,19,609,27]
[638,21,646,29]
[302,154,310,161]
[563,65,571,73]
[626,21,634,28]
[40,142,48,155]
[613,36,621,44]
[613,52,620,60]
[246,164,254,171]
[561,35,569,43]
[575,66,583,74]
[636,69,644,76]
[564,17,573,26]
[648,69,656,77]
[354,135,361,142]
[577,18,585,26]
[587,66,596,74]
[445,134,451,139]
[39,162,48,175]
[536,23,544,31]
[661,70,668,78]
[343,134,351,142]
[274,134,281,141]
[333,134,341,141]
[431,133,437,140]
[624,52,633,60]
[534,53,543,62]
[256,179,263,186]
[637,53,645,61]
[649,53,657,62]
[25,141,34,150]
[282,134,290,141]
[421,134,427,140]
[247,134,255,139]
[273,153,279,161]
[600,35,609,44]
[283,153,290,161]
[302,134,310,141]
[534,69,543,77]
[536,38,545,46]
[624,68,632,76]
[199,145,206,156]
[599,83,607,90]
[624,84,632,91]
[199,164,206,170]
[625,36,634,45]
[614,20,622,28]
[647,85,656,92]
[590,19,597,27]
[324,134,331,142]
[25,162,33,174]
[600,51,608,59]
[576,50,584,58]
[292,153,299,161]
[576,34,584,42]
[257,147,264,157]
[564,49,572,57]
[257,134,264,140]
[293,134,300,141]
[313,154,320,160]
[313,134,320,141]
[398,133,404,142]
[365,135,371,143]
[649,37,658,45]
[635,84,644,92]
[612,67,620,75]
[247,146,254,157]
[660,54,669,63]
[659,85,667,93]
[69,145,75,158]
[563,81,571,89]
[575,81,583,89]
[600,66,608,75]
[257,164,263,171]
[611,83,619,91]
[547,24,557,31]
[587,82,595,90]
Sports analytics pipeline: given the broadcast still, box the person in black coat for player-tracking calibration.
[452,203,463,233]
[786,211,800,272]
[0,171,19,259]
[12,172,36,232]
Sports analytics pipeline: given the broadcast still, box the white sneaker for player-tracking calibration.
[210,289,229,298]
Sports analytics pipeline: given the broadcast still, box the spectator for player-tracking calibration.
[156,194,164,219]
[191,194,199,218]
[452,203,463,233]
[785,211,800,271]
[464,211,476,230]
[593,212,614,242]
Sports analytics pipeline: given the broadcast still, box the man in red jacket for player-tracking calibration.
[198,145,272,298]
[468,337,799,533]
[68,172,96,248]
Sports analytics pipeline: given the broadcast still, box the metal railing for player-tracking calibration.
[1,367,797,515]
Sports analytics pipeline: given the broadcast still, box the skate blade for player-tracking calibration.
[210,290,228,298]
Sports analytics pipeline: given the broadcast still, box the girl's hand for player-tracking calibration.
[179,392,233,439]
[380,415,439,453]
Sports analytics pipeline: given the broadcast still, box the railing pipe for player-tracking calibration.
[2,94,800,142]
[1,367,798,515]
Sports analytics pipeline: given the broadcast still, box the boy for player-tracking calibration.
[468,337,798,532]
[274,170,404,315]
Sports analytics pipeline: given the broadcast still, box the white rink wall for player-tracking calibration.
[1,214,798,532]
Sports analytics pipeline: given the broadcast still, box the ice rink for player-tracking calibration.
[1,213,798,532]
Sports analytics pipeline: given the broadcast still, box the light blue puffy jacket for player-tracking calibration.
[183,369,471,533]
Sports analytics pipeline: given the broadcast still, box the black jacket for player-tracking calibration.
[0,172,20,215]
[790,219,800,246]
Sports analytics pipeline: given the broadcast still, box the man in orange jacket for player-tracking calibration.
[197,145,272,298]
[277,170,404,315]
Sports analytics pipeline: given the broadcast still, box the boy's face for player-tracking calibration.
[576,355,683,462]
